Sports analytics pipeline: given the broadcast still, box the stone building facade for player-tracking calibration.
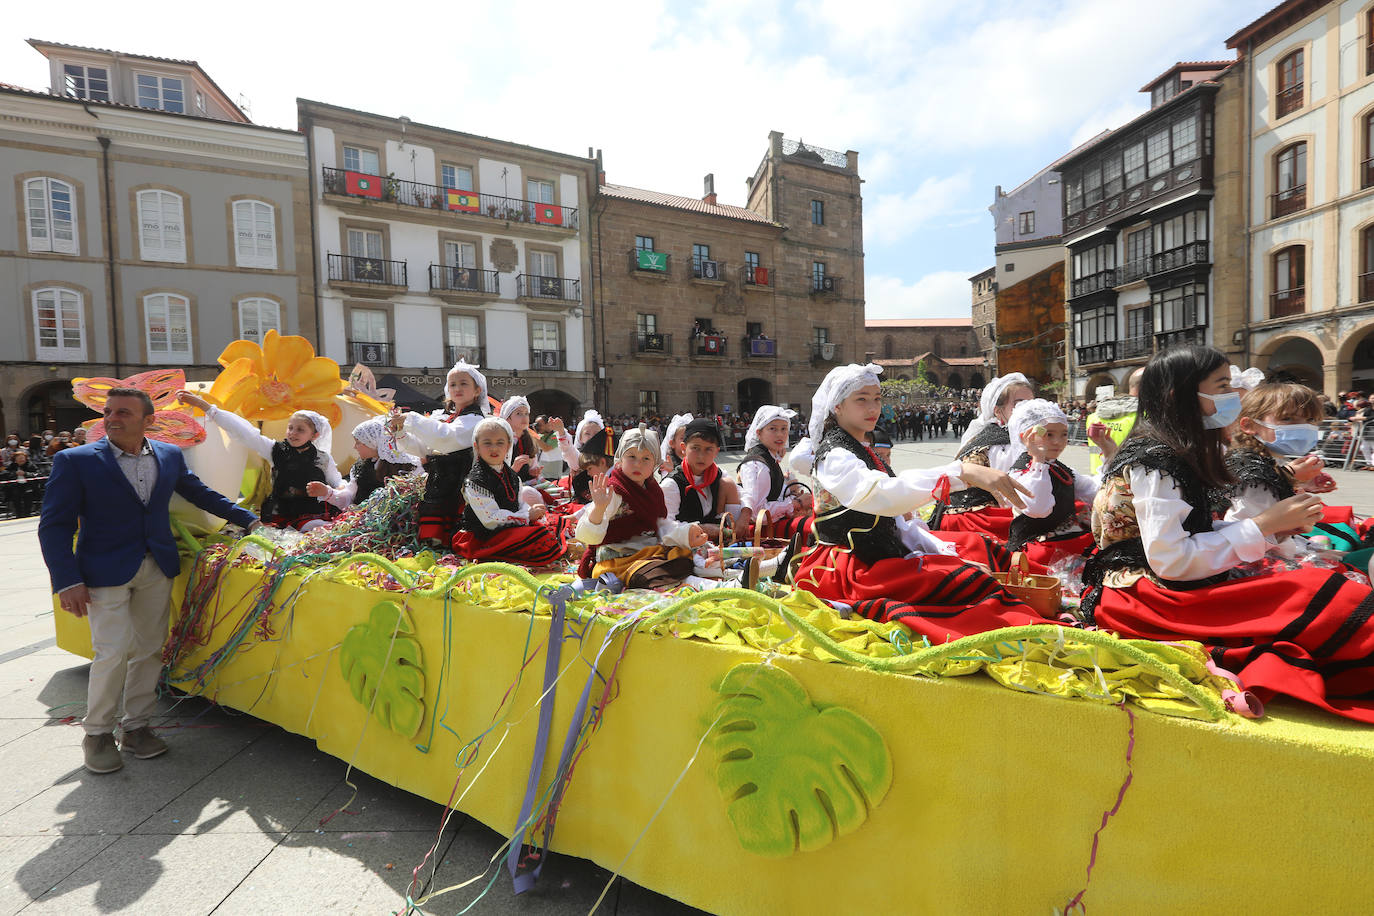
[592,133,864,417]
[863,318,985,388]
[0,40,312,434]
[970,267,997,375]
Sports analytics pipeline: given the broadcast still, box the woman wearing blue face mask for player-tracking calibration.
[1083,346,1374,724]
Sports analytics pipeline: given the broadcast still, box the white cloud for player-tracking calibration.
[865,271,977,320]
[866,171,975,245]
[1068,101,1148,150]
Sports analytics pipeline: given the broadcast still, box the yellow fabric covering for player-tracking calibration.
[53,559,1374,914]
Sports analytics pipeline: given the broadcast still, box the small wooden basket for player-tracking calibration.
[992,552,1062,617]
[752,510,791,560]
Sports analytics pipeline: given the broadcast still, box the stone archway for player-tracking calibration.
[947,372,963,390]
[527,388,580,424]
[1085,372,1117,396]
[1262,336,1325,391]
[969,372,985,389]
[923,370,939,386]
[22,380,87,435]
[736,378,772,416]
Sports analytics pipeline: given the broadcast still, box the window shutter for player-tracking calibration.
[25,179,50,252]
[234,200,276,269]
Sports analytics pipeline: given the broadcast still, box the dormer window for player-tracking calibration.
[136,73,185,113]
[62,64,109,102]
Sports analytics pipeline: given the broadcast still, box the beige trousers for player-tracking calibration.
[83,555,174,736]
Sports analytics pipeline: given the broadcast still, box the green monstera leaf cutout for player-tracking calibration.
[339,600,426,738]
[711,663,892,857]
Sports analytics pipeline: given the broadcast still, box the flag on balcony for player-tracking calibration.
[636,250,667,271]
[533,204,564,225]
[753,266,770,286]
[446,189,480,212]
[702,335,723,354]
[538,277,563,298]
[645,333,665,351]
[345,171,382,199]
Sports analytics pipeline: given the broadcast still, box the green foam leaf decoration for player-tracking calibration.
[339,600,426,738]
[711,663,892,857]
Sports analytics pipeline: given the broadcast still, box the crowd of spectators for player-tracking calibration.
[1,427,85,518]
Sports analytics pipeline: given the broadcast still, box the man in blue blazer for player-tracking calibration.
[39,388,259,774]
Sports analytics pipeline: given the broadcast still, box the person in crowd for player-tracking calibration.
[661,417,745,540]
[1005,399,1099,566]
[3,450,42,518]
[180,391,341,531]
[1085,367,1145,474]
[26,435,47,466]
[790,364,1049,640]
[1082,345,1374,723]
[45,430,74,458]
[659,413,694,476]
[72,428,87,446]
[933,373,1035,538]
[563,427,613,506]
[39,388,259,774]
[308,416,420,511]
[1,432,20,465]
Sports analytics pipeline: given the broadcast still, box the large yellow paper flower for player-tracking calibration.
[207,330,346,424]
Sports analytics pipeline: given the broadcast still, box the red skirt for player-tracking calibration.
[936,506,1014,540]
[265,504,340,530]
[795,545,1053,643]
[762,512,813,542]
[931,530,1015,572]
[1020,531,1097,569]
[452,517,569,567]
[419,498,463,544]
[1090,569,1374,723]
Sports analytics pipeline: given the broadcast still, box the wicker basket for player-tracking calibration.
[992,552,1062,616]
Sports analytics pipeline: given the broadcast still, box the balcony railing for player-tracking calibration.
[1361,272,1374,304]
[1156,327,1207,350]
[517,274,579,301]
[691,259,725,281]
[1150,241,1209,275]
[328,252,407,287]
[1076,342,1116,365]
[742,264,773,287]
[692,334,728,357]
[321,166,579,229]
[812,276,841,294]
[1363,157,1374,190]
[1275,83,1304,118]
[1071,269,1118,298]
[1272,185,1307,218]
[445,344,484,366]
[429,264,499,295]
[629,249,670,274]
[1272,287,1306,318]
[348,339,393,366]
[1119,259,1152,284]
[811,341,841,362]
[633,332,672,354]
[744,337,777,358]
[1120,335,1153,359]
[530,348,565,371]
[1368,41,1374,77]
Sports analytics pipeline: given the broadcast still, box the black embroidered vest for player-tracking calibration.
[351,457,407,505]
[421,404,484,507]
[265,440,326,518]
[1006,454,1079,551]
[812,428,908,565]
[570,469,592,504]
[739,444,784,501]
[948,423,1010,510]
[669,466,724,524]
[462,459,522,538]
[1225,446,1294,502]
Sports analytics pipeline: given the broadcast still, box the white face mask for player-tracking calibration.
[6,439,15,446]
[43,434,53,442]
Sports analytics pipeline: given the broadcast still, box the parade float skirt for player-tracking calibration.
[53,540,1374,915]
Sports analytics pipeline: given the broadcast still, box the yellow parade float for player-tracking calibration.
[52,335,1374,914]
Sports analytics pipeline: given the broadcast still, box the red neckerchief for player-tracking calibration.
[861,445,892,476]
[683,462,721,501]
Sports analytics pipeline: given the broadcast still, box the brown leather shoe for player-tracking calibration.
[82,733,123,773]
[119,726,168,759]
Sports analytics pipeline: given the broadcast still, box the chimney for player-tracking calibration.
[703,173,716,205]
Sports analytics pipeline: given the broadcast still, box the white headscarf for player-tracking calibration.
[809,363,883,444]
[960,372,1031,447]
[1007,398,1069,455]
[292,410,333,456]
[660,412,694,461]
[449,359,491,416]
[1230,366,1266,391]
[745,406,797,453]
[617,424,660,461]
[472,416,514,454]
[499,396,531,421]
[575,409,604,445]
[351,416,419,467]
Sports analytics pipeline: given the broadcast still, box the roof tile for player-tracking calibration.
[599,183,780,226]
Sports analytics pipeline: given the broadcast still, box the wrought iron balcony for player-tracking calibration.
[1119,259,1152,284]
[1120,335,1153,359]
[1272,185,1307,218]
[1070,270,1118,298]
[811,341,841,362]
[692,334,728,357]
[691,259,725,281]
[1149,241,1209,275]
[347,339,393,366]
[744,336,777,358]
[633,332,672,354]
[1156,327,1207,350]
[1361,272,1374,304]
[742,264,773,287]
[517,274,579,301]
[530,348,565,370]
[328,253,407,287]
[1271,287,1306,318]
[429,264,499,295]
[629,249,670,274]
[1275,83,1304,118]
[811,276,840,294]
[1363,157,1374,190]
[321,166,579,229]
[445,344,484,366]
[1076,342,1116,365]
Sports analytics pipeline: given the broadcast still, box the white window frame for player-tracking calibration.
[343,145,380,175]
[232,199,277,269]
[144,293,193,364]
[25,177,78,254]
[447,314,481,348]
[350,308,389,344]
[62,63,109,101]
[32,287,86,361]
[441,164,474,191]
[137,189,187,263]
[135,72,185,113]
[238,297,281,344]
[531,319,560,351]
[529,250,558,278]
[527,178,555,204]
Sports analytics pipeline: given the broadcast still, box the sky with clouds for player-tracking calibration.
[4,0,1272,320]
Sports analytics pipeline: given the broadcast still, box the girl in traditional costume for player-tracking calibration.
[931,372,1034,539]
[738,406,812,540]
[179,392,341,531]
[659,412,694,476]
[1083,346,1374,723]
[792,364,1053,640]
[451,417,569,567]
[1005,399,1099,567]
[388,359,490,549]
[308,416,419,510]
[500,397,577,487]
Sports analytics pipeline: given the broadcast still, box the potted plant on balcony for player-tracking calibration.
[383,173,399,202]
[487,203,499,218]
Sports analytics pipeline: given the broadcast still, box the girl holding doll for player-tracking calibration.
[737,406,813,540]
[1004,399,1100,566]
[931,373,1035,539]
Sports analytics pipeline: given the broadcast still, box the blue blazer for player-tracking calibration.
[38,438,257,592]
